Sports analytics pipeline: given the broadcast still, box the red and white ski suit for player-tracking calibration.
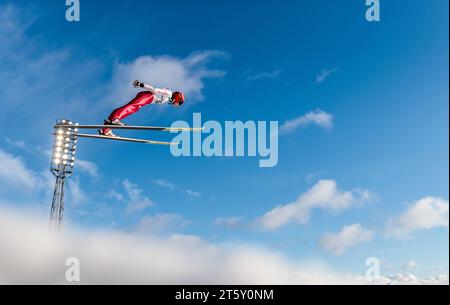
[102,84,173,134]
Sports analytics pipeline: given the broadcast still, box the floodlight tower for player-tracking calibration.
[49,119,79,232]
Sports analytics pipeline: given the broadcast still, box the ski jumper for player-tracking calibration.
[102,85,173,134]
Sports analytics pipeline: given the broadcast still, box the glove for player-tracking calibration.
[133,80,144,88]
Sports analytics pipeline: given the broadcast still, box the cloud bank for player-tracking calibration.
[0,206,367,285]
[0,206,447,285]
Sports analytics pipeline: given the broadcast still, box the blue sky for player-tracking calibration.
[0,0,448,282]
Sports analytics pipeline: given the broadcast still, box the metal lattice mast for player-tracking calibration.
[49,119,79,232]
[49,176,66,231]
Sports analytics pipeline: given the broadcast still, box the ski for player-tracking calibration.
[72,133,179,146]
[55,124,204,132]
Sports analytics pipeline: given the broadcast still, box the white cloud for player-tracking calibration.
[417,274,449,285]
[356,273,449,285]
[0,149,38,190]
[67,178,85,206]
[386,197,449,239]
[319,224,375,255]
[110,50,227,105]
[76,160,98,178]
[153,179,175,190]
[106,190,124,201]
[316,67,338,84]
[390,273,419,284]
[214,217,244,229]
[402,261,419,270]
[5,137,27,149]
[255,180,373,230]
[4,137,51,158]
[137,214,190,233]
[0,5,32,58]
[153,178,201,198]
[280,110,333,134]
[246,69,283,81]
[186,189,201,198]
[122,179,153,213]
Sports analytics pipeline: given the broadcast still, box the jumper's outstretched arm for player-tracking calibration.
[133,80,155,93]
